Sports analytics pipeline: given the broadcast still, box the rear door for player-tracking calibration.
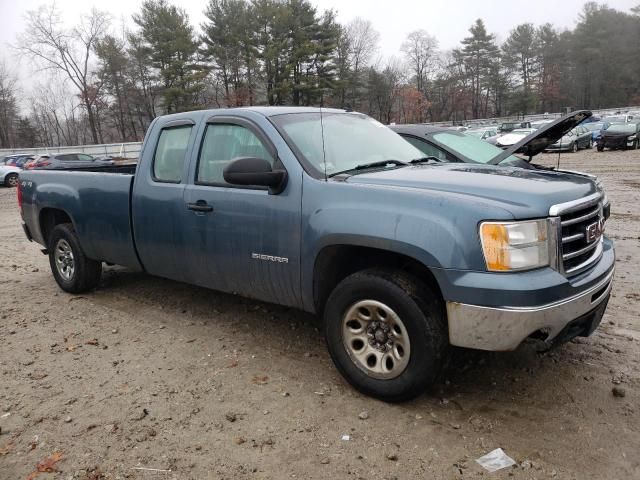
[131,119,197,282]
[182,115,302,307]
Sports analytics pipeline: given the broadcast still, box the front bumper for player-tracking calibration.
[446,267,613,350]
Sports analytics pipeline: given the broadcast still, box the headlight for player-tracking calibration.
[627,135,637,140]
[480,220,549,271]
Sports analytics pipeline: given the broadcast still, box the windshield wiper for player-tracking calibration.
[409,156,445,164]
[328,159,409,177]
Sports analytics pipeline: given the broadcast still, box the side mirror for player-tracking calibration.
[223,157,287,194]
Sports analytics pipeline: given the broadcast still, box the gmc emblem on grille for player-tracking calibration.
[585,220,604,243]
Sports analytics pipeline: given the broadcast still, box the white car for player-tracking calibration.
[0,165,21,187]
[495,128,537,149]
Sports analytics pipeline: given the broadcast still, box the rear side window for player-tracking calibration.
[197,124,274,185]
[153,126,192,183]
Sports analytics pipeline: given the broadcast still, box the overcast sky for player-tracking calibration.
[0,0,637,90]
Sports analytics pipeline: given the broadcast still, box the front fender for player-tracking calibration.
[300,177,515,312]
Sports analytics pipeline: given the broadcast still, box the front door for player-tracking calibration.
[183,117,302,307]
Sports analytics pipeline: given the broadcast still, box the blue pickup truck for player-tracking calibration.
[18,107,614,401]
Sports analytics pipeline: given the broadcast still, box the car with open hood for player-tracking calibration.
[390,110,598,170]
[18,107,613,402]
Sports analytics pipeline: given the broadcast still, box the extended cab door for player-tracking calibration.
[182,115,302,307]
[132,119,197,282]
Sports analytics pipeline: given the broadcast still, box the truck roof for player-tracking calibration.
[158,106,347,121]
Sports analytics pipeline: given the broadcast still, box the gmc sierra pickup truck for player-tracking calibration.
[18,107,614,401]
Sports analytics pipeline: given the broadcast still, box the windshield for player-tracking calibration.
[606,123,636,133]
[271,112,424,176]
[585,123,604,131]
[431,131,522,164]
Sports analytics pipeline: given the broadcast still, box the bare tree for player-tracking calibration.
[17,4,110,144]
[345,17,380,107]
[0,61,19,148]
[401,29,438,94]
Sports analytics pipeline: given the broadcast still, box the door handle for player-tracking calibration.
[187,201,214,213]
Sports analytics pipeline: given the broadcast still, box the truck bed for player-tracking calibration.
[20,168,142,270]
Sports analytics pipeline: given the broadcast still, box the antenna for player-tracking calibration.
[319,106,328,182]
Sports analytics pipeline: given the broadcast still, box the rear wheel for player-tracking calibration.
[48,223,102,293]
[323,269,448,402]
[4,173,18,187]
[597,145,604,152]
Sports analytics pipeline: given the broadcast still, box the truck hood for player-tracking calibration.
[345,163,597,218]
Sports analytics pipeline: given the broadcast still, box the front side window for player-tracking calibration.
[77,154,94,161]
[153,126,192,182]
[197,123,274,185]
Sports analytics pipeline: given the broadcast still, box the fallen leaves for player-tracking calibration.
[85,339,99,346]
[26,451,63,480]
[0,440,14,455]
[252,375,269,385]
[29,371,48,380]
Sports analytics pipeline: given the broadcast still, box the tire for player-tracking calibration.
[323,269,448,402]
[571,142,578,153]
[48,223,102,293]
[4,173,18,188]
[597,145,604,152]
[588,139,593,149]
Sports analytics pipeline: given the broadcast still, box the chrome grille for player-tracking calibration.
[555,195,604,275]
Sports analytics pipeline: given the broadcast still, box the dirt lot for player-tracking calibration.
[0,149,638,480]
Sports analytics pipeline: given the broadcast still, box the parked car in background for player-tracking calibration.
[603,114,634,124]
[25,153,115,170]
[495,128,537,149]
[584,122,611,141]
[0,163,21,187]
[531,120,554,130]
[24,155,51,169]
[545,125,593,152]
[465,127,498,141]
[1,154,33,168]
[390,112,595,169]
[597,122,640,151]
[497,121,531,133]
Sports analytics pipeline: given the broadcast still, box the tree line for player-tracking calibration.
[1,0,639,149]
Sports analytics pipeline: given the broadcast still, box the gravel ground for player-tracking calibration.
[0,148,638,480]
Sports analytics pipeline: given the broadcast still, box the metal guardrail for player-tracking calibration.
[0,142,143,159]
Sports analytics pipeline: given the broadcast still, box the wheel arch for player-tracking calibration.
[39,208,75,248]
[311,243,444,316]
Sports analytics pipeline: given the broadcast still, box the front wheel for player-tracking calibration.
[48,223,102,293]
[4,173,18,187]
[597,145,604,152]
[323,269,448,402]
[571,142,578,153]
